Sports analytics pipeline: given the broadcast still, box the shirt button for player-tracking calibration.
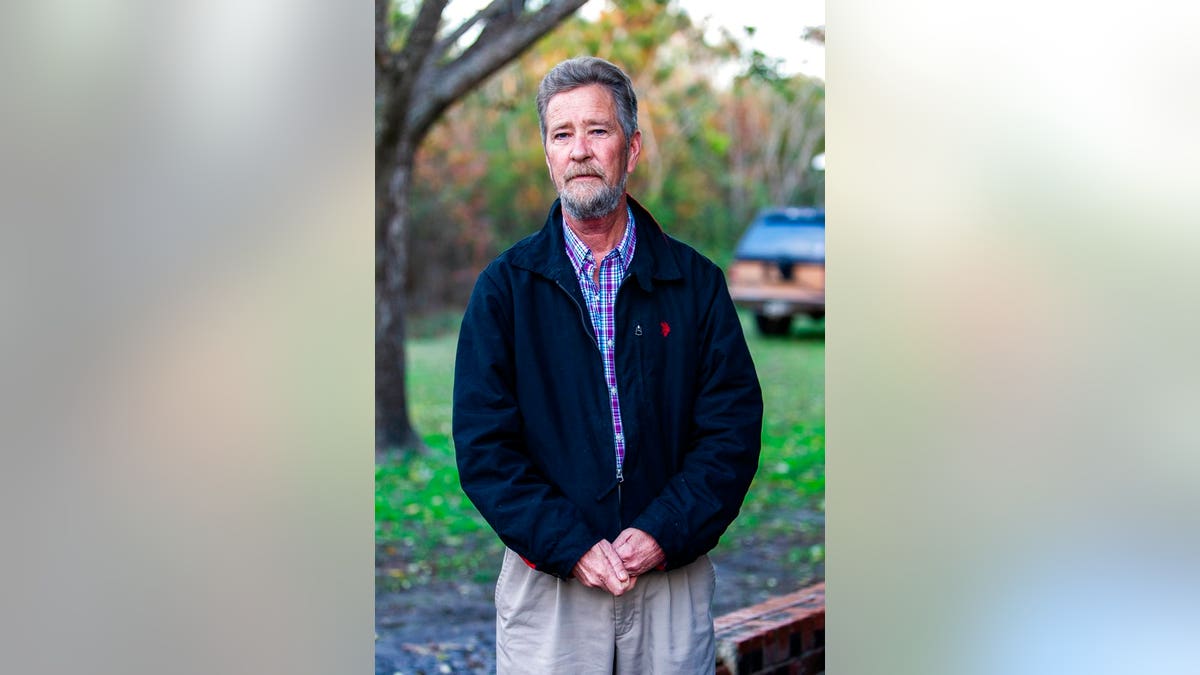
[607,339,614,349]
[609,386,617,396]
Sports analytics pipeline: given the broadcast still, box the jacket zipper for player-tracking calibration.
[614,281,626,519]
[555,277,622,521]
[613,280,631,524]
[555,279,600,351]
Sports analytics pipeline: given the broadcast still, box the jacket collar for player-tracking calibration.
[510,195,682,293]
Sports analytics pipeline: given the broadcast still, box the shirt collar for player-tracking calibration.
[562,205,637,278]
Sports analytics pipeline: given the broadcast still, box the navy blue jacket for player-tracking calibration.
[453,197,763,579]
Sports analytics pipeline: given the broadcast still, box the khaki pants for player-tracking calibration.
[494,547,717,674]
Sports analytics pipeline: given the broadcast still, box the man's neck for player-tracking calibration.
[563,195,629,261]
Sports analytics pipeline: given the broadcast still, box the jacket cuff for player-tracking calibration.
[541,530,600,580]
[630,504,682,568]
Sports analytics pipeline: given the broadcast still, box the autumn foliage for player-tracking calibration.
[408,2,824,314]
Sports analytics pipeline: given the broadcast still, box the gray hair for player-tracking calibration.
[536,57,639,147]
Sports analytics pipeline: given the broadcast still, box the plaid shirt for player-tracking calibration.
[562,206,636,480]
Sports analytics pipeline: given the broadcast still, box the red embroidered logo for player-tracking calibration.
[660,321,671,337]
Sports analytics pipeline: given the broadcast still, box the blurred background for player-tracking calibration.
[8,0,1200,673]
[402,2,824,321]
[374,2,825,672]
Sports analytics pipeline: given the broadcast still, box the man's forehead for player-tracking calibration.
[545,85,617,119]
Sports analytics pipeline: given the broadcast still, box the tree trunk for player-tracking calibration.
[376,137,419,452]
[374,0,588,453]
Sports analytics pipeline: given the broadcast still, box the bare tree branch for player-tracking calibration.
[377,0,450,178]
[406,0,587,140]
[376,0,393,75]
[469,0,527,54]
[431,0,508,62]
[395,0,449,79]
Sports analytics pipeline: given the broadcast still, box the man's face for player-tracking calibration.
[543,84,642,221]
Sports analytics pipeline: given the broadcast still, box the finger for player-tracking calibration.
[580,564,600,588]
[587,567,610,590]
[614,536,639,564]
[573,565,597,589]
[605,576,626,596]
[574,548,606,588]
[616,571,639,595]
[595,563,619,595]
[612,529,632,549]
[615,530,645,556]
[598,541,628,581]
[613,544,631,566]
[608,570,637,596]
[617,541,644,567]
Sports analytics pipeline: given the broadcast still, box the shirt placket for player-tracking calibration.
[597,253,625,477]
[563,212,634,492]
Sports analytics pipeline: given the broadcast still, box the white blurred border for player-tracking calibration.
[829,1,1200,673]
[1,1,372,673]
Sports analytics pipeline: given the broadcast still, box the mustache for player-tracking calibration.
[564,166,605,180]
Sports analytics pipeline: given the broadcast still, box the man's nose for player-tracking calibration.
[569,135,592,161]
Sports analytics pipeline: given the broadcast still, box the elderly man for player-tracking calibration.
[453,56,763,674]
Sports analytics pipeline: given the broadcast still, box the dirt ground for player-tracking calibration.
[375,509,823,675]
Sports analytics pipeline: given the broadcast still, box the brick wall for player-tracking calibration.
[714,583,825,675]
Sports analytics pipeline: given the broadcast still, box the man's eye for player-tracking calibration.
[553,132,570,141]
[590,129,608,136]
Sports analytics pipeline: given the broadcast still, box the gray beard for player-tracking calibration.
[559,174,627,221]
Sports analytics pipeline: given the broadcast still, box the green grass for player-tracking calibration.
[717,313,825,561]
[375,330,501,586]
[376,311,824,585]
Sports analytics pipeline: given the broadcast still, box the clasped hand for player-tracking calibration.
[571,528,665,596]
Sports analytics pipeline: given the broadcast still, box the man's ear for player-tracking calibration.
[625,130,642,175]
